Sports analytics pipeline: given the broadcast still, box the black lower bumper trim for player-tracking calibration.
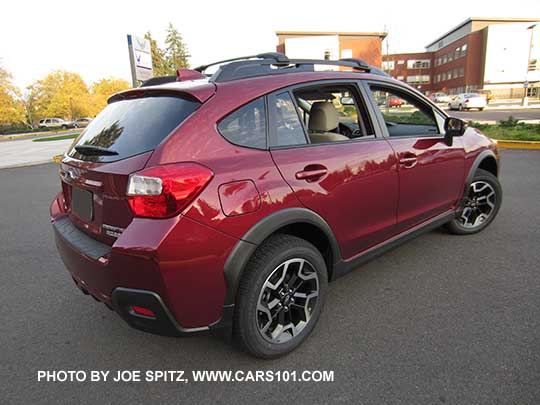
[111,288,209,337]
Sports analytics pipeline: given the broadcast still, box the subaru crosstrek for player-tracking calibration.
[51,53,502,358]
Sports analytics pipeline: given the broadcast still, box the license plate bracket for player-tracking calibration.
[71,186,93,222]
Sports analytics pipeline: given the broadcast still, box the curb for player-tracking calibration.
[0,159,55,170]
[495,140,540,150]
[0,129,78,142]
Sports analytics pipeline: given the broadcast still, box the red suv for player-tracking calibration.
[51,53,502,358]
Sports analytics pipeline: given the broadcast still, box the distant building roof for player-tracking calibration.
[276,31,387,39]
[425,17,540,49]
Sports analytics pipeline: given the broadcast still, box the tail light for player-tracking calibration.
[127,163,213,218]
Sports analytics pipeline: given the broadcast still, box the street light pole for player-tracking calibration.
[522,24,537,107]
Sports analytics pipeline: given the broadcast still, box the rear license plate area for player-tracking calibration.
[71,186,93,222]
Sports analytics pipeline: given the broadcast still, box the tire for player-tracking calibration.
[234,234,328,358]
[458,104,463,111]
[61,125,67,130]
[447,169,502,235]
[478,108,484,111]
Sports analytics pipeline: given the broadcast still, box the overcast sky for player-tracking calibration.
[1,0,539,89]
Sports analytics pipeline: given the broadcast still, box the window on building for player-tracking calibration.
[442,55,448,64]
[461,44,467,55]
[448,53,453,62]
[382,60,395,71]
[396,75,404,81]
[442,72,447,81]
[459,67,465,77]
[406,75,430,84]
[397,60,405,65]
[455,47,461,59]
[407,59,430,69]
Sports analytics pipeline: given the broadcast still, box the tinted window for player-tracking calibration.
[370,86,439,137]
[218,97,266,149]
[274,92,306,146]
[69,96,199,162]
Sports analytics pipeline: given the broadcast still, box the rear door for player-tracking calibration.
[363,81,465,232]
[61,94,201,245]
[269,81,399,260]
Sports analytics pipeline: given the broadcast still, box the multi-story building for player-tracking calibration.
[383,17,540,99]
[276,31,387,68]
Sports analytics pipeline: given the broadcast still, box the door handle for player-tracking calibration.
[399,154,418,168]
[295,165,328,182]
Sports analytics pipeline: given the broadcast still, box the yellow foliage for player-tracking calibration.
[26,72,131,124]
[0,66,25,125]
[89,78,130,116]
[27,70,91,121]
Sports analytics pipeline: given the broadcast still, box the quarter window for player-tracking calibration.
[218,97,267,149]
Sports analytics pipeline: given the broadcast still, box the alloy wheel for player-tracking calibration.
[459,180,497,228]
[256,258,319,344]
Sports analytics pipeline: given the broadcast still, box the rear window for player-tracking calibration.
[68,95,200,162]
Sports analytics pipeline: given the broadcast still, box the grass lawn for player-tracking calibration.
[468,122,540,141]
[32,134,79,142]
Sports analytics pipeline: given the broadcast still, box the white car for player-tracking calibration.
[448,93,487,111]
[38,118,77,129]
[432,92,451,103]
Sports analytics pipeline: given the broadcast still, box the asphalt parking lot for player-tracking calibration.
[1,150,539,404]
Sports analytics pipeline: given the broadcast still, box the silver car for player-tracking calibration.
[448,93,487,111]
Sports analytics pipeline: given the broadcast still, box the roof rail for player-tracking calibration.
[194,52,380,83]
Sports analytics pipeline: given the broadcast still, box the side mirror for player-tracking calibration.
[340,96,355,105]
[444,117,466,146]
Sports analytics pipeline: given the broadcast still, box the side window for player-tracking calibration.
[369,85,440,137]
[292,84,374,143]
[273,92,307,147]
[218,97,267,149]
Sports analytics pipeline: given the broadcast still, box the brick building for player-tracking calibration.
[383,17,540,99]
[276,31,387,68]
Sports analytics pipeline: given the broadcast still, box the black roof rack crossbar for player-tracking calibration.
[194,52,376,82]
[194,52,290,73]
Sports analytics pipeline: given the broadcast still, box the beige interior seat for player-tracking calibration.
[308,102,349,143]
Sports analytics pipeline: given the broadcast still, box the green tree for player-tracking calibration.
[144,31,170,76]
[164,23,190,70]
[0,65,25,125]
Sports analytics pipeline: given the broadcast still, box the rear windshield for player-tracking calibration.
[68,95,200,162]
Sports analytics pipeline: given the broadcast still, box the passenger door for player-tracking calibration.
[364,82,465,232]
[269,82,399,260]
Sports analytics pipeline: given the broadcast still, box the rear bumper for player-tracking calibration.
[51,192,239,334]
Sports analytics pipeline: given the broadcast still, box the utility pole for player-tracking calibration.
[522,24,537,107]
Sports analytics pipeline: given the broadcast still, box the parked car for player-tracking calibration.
[448,93,487,111]
[75,117,92,128]
[431,92,451,103]
[38,118,77,129]
[51,53,502,358]
[388,96,404,107]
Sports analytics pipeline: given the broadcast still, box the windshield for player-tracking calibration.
[68,95,200,162]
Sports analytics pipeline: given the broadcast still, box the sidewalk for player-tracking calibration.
[0,137,72,169]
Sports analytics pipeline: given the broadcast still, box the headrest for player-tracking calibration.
[308,102,339,132]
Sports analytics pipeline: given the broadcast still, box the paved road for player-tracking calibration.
[1,151,539,404]
[444,108,540,122]
[0,137,73,169]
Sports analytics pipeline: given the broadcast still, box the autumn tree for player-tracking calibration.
[89,78,130,116]
[27,71,91,122]
[0,65,25,125]
[144,31,170,76]
[165,23,190,70]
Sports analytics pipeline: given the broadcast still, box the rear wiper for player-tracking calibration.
[74,145,118,156]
